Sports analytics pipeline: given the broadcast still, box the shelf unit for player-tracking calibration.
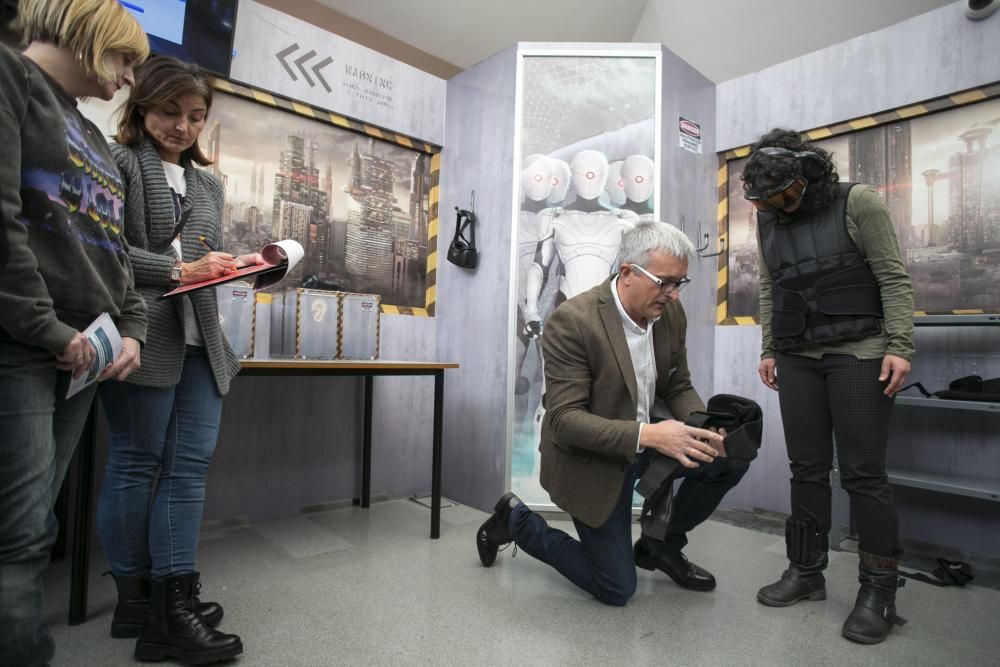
[886,314,1000,500]
[831,314,1000,548]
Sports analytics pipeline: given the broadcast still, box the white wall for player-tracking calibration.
[716,3,1000,150]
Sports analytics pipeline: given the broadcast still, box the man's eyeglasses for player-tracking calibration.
[630,264,690,294]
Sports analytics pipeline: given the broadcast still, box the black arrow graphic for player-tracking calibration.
[294,49,317,86]
[276,43,299,81]
[312,56,333,93]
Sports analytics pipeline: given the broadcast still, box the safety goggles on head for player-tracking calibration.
[742,176,808,211]
[630,264,690,294]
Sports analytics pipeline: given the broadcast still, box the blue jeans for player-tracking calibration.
[0,341,97,667]
[96,347,223,579]
[511,450,749,606]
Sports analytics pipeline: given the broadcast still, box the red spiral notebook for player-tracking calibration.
[159,240,303,299]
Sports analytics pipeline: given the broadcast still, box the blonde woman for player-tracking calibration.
[0,1,149,664]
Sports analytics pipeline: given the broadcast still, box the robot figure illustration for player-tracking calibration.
[522,150,638,470]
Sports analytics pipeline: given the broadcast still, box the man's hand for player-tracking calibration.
[758,358,778,390]
[99,337,141,382]
[56,332,96,378]
[641,419,723,469]
[879,354,911,397]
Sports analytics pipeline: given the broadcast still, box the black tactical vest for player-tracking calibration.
[758,183,883,350]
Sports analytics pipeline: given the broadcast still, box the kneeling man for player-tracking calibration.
[477,221,750,605]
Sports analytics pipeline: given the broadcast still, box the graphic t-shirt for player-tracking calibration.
[0,44,146,353]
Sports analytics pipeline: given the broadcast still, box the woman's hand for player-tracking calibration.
[234,252,265,269]
[56,332,96,378]
[758,358,778,390]
[879,354,911,397]
[99,337,141,382]
[180,251,237,283]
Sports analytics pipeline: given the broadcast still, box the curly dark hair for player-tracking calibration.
[740,128,838,212]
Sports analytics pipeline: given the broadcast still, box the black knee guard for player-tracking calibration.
[639,481,674,542]
[785,517,829,565]
[685,394,763,463]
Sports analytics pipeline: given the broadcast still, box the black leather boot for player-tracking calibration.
[842,551,907,644]
[110,573,223,638]
[757,517,828,607]
[134,573,243,664]
[188,572,224,628]
[756,555,828,606]
[110,574,151,639]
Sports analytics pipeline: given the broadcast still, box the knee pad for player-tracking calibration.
[785,517,828,564]
[635,454,679,499]
[639,484,674,542]
[684,394,763,463]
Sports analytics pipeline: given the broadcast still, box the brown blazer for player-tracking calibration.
[539,278,705,528]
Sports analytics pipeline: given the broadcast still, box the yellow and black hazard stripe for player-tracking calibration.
[717,81,1000,325]
[210,78,441,155]
[720,81,1000,162]
[209,77,441,318]
[383,153,439,318]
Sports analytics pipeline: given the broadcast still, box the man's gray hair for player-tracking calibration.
[616,221,696,268]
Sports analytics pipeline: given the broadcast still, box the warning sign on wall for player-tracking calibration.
[678,117,702,154]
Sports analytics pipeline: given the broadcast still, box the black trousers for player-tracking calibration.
[775,353,899,557]
[638,448,750,554]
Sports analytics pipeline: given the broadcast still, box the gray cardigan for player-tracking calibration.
[112,139,240,395]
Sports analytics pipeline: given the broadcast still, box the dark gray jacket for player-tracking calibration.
[112,139,240,394]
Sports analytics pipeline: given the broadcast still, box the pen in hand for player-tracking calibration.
[198,236,217,252]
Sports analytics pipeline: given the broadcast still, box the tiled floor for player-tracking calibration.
[43,499,1000,665]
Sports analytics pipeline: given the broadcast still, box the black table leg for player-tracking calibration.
[431,370,443,539]
[68,400,97,625]
[362,375,373,508]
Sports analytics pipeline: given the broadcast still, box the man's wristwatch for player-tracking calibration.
[170,260,183,283]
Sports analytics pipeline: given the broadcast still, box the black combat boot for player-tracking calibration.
[134,573,243,664]
[757,517,828,607]
[842,550,907,644]
[110,573,223,639]
[110,574,151,639]
[187,572,224,628]
[757,554,828,606]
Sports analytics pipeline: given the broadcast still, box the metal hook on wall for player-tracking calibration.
[695,220,726,258]
[455,191,477,218]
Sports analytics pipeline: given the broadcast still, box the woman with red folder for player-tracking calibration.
[96,56,255,664]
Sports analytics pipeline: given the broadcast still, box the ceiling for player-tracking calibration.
[314,0,958,82]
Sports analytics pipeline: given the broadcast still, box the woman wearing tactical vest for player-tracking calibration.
[742,129,915,645]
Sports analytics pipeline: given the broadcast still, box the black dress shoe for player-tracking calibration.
[476,492,521,567]
[634,541,716,591]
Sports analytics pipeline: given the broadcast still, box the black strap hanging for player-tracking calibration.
[152,208,193,255]
[900,558,974,587]
[447,207,478,269]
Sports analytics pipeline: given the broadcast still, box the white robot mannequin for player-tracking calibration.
[515,154,554,394]
[546,157,574,208]
[603,159,627,209]
[621,154,656,222]
[522,149,638,468]
[524,150,638,322]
